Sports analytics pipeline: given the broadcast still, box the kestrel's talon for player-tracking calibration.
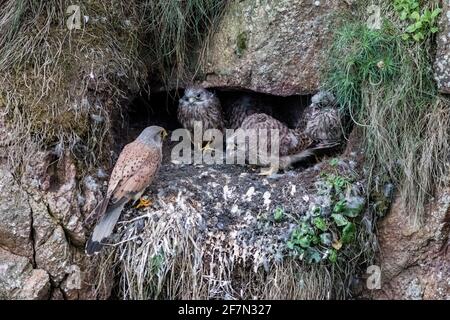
[259,166,277,176]
[201,142,214,152]
[135,198,152,209]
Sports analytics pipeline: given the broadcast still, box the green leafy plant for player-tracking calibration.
[324,173,351,194]
[313,217,328,231]
[287,170,365,265]
[341,223,357,244]
[273,207,284,222]
[393,0,419,20]
[393,0,441,42]
[328,249,338,263]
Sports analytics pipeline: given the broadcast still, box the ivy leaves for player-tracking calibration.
[286,170,365,265]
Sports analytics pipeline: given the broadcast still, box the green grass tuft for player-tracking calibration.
[324,1,449,224]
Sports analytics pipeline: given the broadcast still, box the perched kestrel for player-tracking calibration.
[226,94,273,129]
[177,86,224,134]
[232,113,339,175]
[85,126,166,255]
[297,91,342,143]
[303,106,342,143]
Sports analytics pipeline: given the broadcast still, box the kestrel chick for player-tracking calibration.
[303,106,342,143]
[85,126,166,255]
[227,94,273,129]
[177,86,224,133]
[230,113,338,175]
[297,91,342,142]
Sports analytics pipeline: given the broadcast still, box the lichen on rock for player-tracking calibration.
[200,0,351,96]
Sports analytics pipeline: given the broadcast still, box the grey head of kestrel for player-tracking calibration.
[85,125,166,255]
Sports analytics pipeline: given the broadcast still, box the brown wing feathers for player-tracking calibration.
[86,140,162,255]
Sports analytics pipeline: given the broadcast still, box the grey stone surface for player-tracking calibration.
[0,167,33,258]
[201,0,349,96]
[0,247,50,300]
[434,1,450,93]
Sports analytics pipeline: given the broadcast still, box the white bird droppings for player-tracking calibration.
[290,184,296,196]
[263,191,271,208]
[242,187,256,202]
[223,185,233,201]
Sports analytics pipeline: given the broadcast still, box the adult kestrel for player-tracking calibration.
[85,126,166,255]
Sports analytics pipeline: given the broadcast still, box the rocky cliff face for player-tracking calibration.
[1,0,449,300]
[200,0,350,96]
[0,155,104,299]
[435,2,450,93]
[369,190,450,299]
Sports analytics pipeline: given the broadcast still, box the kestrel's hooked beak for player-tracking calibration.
[161,128,168,140]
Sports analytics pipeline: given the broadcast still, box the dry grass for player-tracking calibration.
[97,197,341,299]
[324,0,449,225]
[141,0,228,85]
[0,0,228,176]
[95,157,377,300]
[0,0,151,175]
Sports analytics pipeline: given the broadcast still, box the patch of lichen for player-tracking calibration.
[235,31,248,57]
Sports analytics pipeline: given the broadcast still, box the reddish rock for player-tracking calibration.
[0,247,50,300]
[369,190,450,299]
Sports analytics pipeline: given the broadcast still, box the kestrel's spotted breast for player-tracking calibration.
[107,142,162,203]
[86,126,165,255]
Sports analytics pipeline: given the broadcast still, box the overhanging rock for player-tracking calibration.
[200,0,350,96]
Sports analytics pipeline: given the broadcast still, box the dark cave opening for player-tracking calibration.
[107,89,350,299]
[121,88,313,140]
[113,88,344,171]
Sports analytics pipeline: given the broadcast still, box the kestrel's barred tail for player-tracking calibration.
[278,140,341,170]
[85,199,126,255]
[85,126,164,255]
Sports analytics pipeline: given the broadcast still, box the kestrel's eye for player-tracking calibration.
[196,93,201,99]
